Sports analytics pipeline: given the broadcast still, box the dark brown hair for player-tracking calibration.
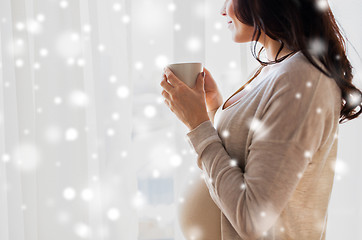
[233,0,362,124]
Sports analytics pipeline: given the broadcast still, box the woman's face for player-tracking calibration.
[220,0,255,43]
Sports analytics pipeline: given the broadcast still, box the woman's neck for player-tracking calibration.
[260,35,295,61]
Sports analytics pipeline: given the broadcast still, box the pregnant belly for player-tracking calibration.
[177,171,222,240]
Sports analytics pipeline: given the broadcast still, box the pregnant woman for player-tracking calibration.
[160,0,362,239]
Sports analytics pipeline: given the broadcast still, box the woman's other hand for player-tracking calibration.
[203,67,223,111]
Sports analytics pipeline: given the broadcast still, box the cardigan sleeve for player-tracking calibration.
[185,72,335,239]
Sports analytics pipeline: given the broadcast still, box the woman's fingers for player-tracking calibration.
[203,67,211,76]
[162,89,171,100]
[164,67,186,88]
[160,74,174,93]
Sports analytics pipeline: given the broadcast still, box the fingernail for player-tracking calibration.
[201,72,205,77]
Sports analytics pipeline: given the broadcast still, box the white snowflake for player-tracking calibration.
[308,38,327,56]
[13,142,40,171]
[187,37,201,52]
[107,128,115,136]
[109,75,117,83]
[112,3,122,12]
[212,35,220,43]
[120,150,127,158]
[111,112,120,121]
[36,14,45,22]
[222,130,230,138]
[188,226,203,239]
[132,191,146,210]
[77,58,85,66]
[117,85,129,98]
[304,150,312,158]
[134,61,143,70]
[144,105,157,118]
[65,128,78,141]
[59,0,69,9]
[26,19,42,34]
[174,24,181,31]
[82,24,91,33]
[107,208,120,221]
[74,222,91,238]
[54,97,62,105]
[315,0,329,11]
[155,55,169,69]
[98,44,105,52]
[214,22,222,30]
[2,154,10,163]
[348,92,361,105]
[16,38,24,46]
[70,90,88,106]
[168,3,176,12]
[56,31,82,58]
[170,154,182,167]
[81,188,94,201]
[229,61,237,69]
[230,159,238,167]
[16,22,25,31]
[152,169,160,178]
[63,187,76,200]
[15,59,24,68]
[33,62,41,70]
[249,117,263,131]
[122,15,130,24]
[332,159,348,176]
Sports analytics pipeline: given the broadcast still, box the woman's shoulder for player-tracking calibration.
[268,52,337,91]
[263,52,341,113]
[271,52,321,79]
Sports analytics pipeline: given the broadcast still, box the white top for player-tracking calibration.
[185,51,342,240]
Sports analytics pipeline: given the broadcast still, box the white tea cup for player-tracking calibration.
[166,62,203,88]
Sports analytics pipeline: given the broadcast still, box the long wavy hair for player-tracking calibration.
[233,0,362,124]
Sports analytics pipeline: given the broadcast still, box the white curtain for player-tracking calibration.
[0,0,361,239]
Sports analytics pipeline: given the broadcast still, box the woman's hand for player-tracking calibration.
[160,67,210,131]
[203,67,224,111]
